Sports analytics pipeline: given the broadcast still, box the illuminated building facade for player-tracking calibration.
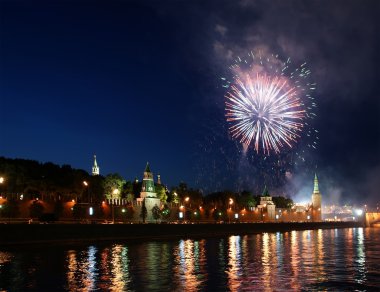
[311,174,322,221]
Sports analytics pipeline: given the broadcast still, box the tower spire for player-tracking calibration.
[92,155,99,176]
[313,173,319,193]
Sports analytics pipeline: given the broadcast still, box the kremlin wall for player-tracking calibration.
[0,158,329,224]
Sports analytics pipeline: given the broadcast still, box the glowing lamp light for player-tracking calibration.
[355,209,363,216]
[72,199,75,203]
[275,214,279,220]
[194,211,197,215]
[0,205,2,209]
[122,209,126,213]
[234,213,238,219]
[307,215,310,220]
[89,207,93,216]
[179,211,183,219]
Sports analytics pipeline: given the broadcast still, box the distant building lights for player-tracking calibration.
[275,214,279,220]
[89,207,93,216]
[307,215,310,220]
[180,205,184,209]
[234,213,238,219]
[179,211,183,219]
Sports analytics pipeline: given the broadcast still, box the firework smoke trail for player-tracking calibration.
[223,52,317,156]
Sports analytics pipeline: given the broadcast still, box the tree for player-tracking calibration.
[161,204,171,221]
[126,193,134,203]
[122,181,134,198]
[29,200,45,218]
[238,191,257,209]
[168,190,179,204]
[272,196,294,208]
[152,204,161,223]
[103,174,125,200]
[212,209,223,222]
[156,185,167,203]
[140,199,147,223]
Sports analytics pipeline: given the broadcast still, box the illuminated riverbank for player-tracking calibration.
[0,221,364,246]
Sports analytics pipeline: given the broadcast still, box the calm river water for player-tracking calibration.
[0,227,379,291]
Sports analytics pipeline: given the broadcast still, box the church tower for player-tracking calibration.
[311,173,322,221]
[140,162,156,198]
[92,155,100,176]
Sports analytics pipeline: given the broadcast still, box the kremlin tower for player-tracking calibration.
[311,174,322,221]
[138,162,161,222]
[140,162,156,198]
[92,155,100,176]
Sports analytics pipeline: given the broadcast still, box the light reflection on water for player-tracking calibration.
[0,228,380,291]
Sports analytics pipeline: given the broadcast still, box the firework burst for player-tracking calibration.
[223,51,317,156]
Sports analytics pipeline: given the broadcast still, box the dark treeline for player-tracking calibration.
[0,157,293,210]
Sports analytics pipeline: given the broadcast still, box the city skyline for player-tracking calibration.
[1,0,379,204]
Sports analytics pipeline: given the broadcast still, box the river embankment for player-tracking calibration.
[0,221,365,246]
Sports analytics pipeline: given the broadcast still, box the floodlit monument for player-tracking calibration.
[137,162,161,222]
[311,174,322,221]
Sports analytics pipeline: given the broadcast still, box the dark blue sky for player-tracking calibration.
[1,0,379,204]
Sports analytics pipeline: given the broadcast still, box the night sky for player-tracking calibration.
[1,0,379,204]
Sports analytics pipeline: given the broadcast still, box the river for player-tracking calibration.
[0,227,379,291]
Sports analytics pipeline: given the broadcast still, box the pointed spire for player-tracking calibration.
[92,154,99,176]
[145,162,151,173]
[313,173,319,193]
[262,185,270,196]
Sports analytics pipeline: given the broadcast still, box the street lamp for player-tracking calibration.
[0,177,4,198]
[112,189,119,223]
[83,181,89,203]
[229,198,234,223]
